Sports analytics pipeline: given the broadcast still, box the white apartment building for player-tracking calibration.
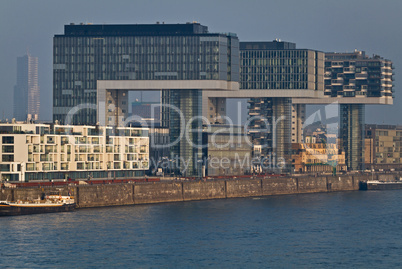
[0,123,149,181]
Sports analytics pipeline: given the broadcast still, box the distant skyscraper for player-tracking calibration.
[13,54,40,121]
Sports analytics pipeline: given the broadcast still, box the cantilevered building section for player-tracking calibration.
[53,23,239,176]
[53,23,239,126]
[324,50,393,99]
[239,41,324,173]
[323,51,394,170]
[14,54,40,121]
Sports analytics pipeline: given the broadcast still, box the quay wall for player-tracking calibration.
[134,182,182,204]
[77,184,134,207]
[226,179,262,198]
[262,178,298,195]
[0,186,74,202]
[297,176,328,193]
[183,181,226,201]
[2,173,401,208]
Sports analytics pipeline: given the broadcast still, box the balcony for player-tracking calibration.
[331,79,343,85]
[40,155,52,162]
[343,67,355,73]
[46,136,55,144]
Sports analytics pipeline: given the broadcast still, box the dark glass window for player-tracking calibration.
[2,145,14,153]
[2,155,14,162]
[2,136,14,144]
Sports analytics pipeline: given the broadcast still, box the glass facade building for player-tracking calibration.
[14,54,40,121]
[240,43,322,91]
[169,89,202,176]
[240,41,323,173]
[340,104,365,171]
[53,23,239,176]
[53,23,239,125]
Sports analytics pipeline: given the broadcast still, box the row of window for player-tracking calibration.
[241,50,310,59]
[242,82,309,90]
[23,170,145,181]
[24,160,149,172]
[55,35,234,47]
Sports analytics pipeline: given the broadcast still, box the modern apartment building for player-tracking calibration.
[365,124,402,170]
[323,51,394,171]
[324,50,393,99]
[13,54,40,121]
[0,123,149,182]
[53,22,239,176]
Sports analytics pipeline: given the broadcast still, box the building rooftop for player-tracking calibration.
[0,123,148,136]
[325,50,392,62]
[366,124,402,130]
[57,22,219,37]
[240,40,296,50]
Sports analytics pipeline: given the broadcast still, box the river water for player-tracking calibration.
[1,190,402,268]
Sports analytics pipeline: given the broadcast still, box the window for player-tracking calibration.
[2,146,14,153]
[2,136,14,144]
[0,164,10,171]
[2,155,14,162]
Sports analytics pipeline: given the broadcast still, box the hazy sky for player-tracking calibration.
[0,0,401,123]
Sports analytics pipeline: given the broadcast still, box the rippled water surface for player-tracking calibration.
[1,190,402,268]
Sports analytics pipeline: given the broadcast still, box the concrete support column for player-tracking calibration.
[161,90,170,128]
[105,89,129,126]
[291,103,306,143]
[272,98,292,174]
[248,97,292,174]
[340,104,365,171]
[169,89,203,177]
[202,94,226,124]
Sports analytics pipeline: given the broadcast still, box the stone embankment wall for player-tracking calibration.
[0,173,398,208]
